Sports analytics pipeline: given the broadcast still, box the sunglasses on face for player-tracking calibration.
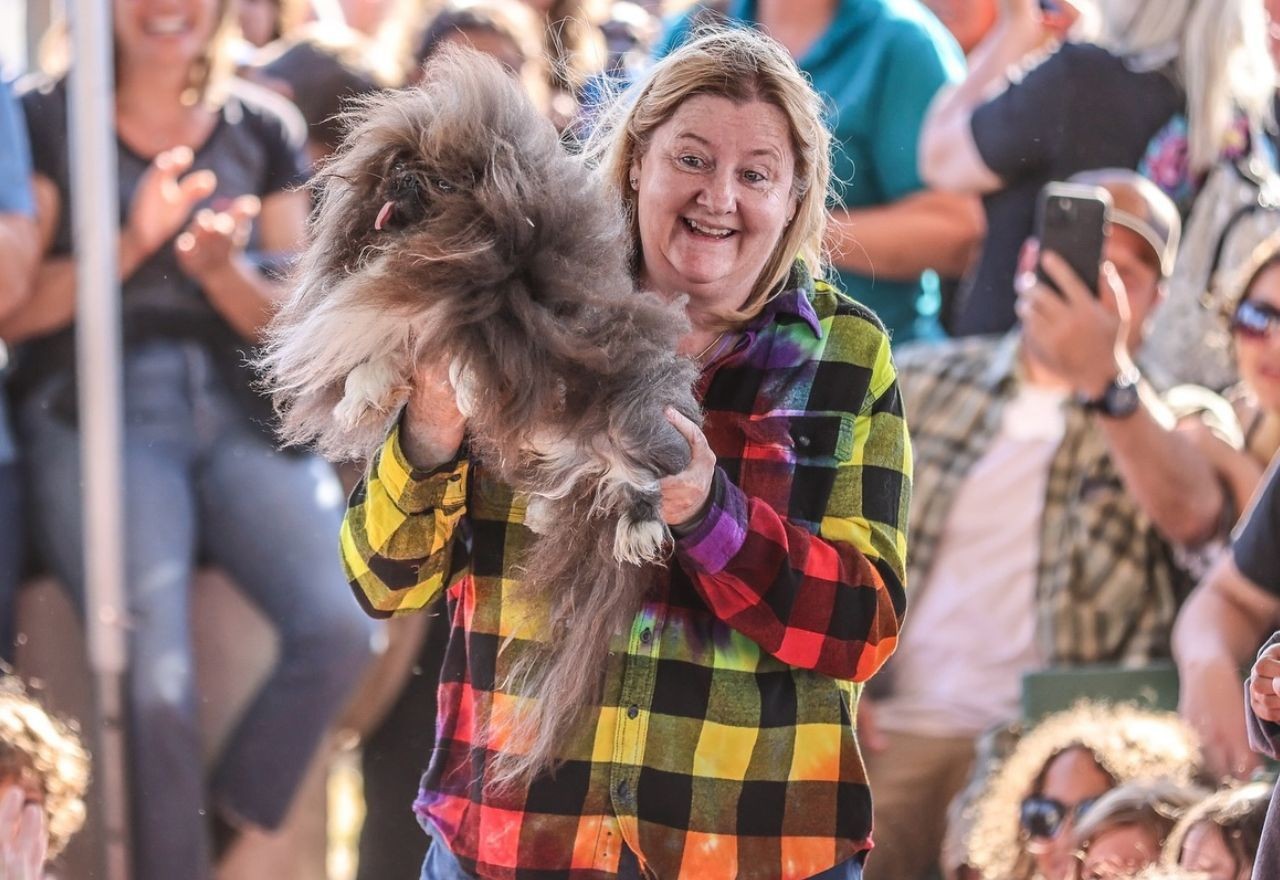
[1231,299,1280,341]
[1019,794,1099,840]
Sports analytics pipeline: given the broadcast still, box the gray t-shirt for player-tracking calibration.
[17,76,308,423]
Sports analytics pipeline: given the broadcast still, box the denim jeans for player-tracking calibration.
[419,836,864,879]
[19,340,375,880]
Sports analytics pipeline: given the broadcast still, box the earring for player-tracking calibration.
[629,177,639,190]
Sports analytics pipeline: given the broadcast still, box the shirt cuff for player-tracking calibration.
[675,468,748,576]
[376,423,469,515]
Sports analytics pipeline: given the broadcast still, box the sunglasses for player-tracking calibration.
[1019,795,1099,840]
[1231,299,1280,341]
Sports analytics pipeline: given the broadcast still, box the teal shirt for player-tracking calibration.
[657,0,965,343]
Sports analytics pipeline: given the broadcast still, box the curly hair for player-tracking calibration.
[0,677,91,859]
[1162,781,1271,875]
[963,703,1202,880]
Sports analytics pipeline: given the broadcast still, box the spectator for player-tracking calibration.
[8,1,374,877]
[921,0,1275,338]
[1164,781,1270,880]
[920,0,997,55]
[343,28,909,880]
[0,675,91,877]
[1243,622,1280,879]
[1176,231,1280,518]
[1069,781,1206,880]
[1174,458,1280,781]
[235,0,289,47]
[860,169,1228,880]
[657,0,984,344]
[410,0,547,107]
[517,0,606,130]
[251,25,383,165]
[0,79,38,666]
[963,704,1202,880]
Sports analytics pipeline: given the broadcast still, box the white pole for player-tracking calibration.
[67,0,131,876]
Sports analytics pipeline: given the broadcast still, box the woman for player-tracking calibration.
[12,1,373,878]
[921,0,1275,337]
[341,27,910,880]
[961,704,1202,880]
[1068,781,1205,880]
[1165,782,1270,880]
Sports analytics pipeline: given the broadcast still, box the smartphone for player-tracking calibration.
[1034,182,1111,297]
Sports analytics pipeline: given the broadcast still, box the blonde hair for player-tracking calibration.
[0,678,91,860]
[587,26,832,327]
[964,703,1202,880]
[1162,781,1271,874]
[1093,0,1275,175]
[1070,779,1206,858]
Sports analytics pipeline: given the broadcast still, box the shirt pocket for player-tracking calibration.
[736,413,852,531]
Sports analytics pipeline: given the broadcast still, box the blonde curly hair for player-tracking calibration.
[0,677,91,859]
[964,703,1202,880]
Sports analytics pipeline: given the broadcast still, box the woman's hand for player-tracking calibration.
[122,146,217,275]
[400,359,468,470]
[659,408,717,529]
[175,195,260,284]
[1250,642,1280,725]
[0,787,45,880]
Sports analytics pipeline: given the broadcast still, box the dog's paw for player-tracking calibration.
[335,359,403,429]
[613,514,668,566]
[525,496,555,535]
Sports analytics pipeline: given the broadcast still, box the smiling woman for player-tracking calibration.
[338,26,912,880]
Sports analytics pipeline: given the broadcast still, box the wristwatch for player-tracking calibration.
[1080,369,1142,419]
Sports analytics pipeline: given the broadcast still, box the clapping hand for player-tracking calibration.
[123,146,217,274]
[175,195,260,284]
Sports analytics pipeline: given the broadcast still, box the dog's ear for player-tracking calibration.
[483,138,541,261]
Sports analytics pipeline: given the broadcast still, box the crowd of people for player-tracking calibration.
[3,0,1280,878]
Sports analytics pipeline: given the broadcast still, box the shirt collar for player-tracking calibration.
[749,261,824,339]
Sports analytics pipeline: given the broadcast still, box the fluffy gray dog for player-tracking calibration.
[259,46,701,785]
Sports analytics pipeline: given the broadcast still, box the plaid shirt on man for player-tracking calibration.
[340,266,910,880]
[896,332,1210,667]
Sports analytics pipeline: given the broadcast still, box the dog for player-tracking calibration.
[259,45,701,786]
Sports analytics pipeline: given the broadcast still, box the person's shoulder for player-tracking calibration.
[871,0,962,48]
[813,276,892,341]
[223,76,308,148]
[15,73,66,116]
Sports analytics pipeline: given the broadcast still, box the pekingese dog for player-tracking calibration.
[259,46,701,786]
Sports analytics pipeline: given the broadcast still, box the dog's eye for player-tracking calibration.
[434,178,455,193]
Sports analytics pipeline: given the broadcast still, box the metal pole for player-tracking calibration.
[67,0,131,877]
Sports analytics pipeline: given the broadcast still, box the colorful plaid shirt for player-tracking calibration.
[340,266,911,880]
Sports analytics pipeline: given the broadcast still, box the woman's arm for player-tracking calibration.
[664,328,910,683]
[919,1,1074,193]
[179,187,309,342]
[0,149,218,343]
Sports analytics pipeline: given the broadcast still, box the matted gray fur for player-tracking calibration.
[259,45,701,786]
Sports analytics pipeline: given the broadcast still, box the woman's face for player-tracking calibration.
[1180,821,1248,880]
[114,0,222,70]
[1076,824,1161,880]
[235,0,277,47]
[1026,748,1114,880]
[1234,263,1280,413]
[631,95,798,316]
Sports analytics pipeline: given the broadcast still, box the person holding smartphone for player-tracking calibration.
[857,168,1232,880]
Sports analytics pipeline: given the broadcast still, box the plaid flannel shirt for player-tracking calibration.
[340,266,911,879]
[895,332,1206,668]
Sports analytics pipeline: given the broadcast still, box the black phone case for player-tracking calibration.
[1035,188,1109,297]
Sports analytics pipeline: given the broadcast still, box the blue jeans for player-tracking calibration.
[19,340,375,880]
[419,836,864,879]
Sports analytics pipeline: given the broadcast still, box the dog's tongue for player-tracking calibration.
[374,200,396,232]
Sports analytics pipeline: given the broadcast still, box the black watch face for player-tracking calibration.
[1104,381,1140,417]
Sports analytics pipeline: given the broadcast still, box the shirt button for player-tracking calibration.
[639,628,653,645]
[627,704,639,719]
[796,434,811,448]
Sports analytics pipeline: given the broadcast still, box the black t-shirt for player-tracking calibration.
[17,76,308,423]
[951,43,1182,338]
[1235,460,1280,592]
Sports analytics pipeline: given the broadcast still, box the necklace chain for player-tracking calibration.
[695,331,729,362]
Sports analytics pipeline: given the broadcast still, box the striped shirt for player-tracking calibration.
[340,265,911,879]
